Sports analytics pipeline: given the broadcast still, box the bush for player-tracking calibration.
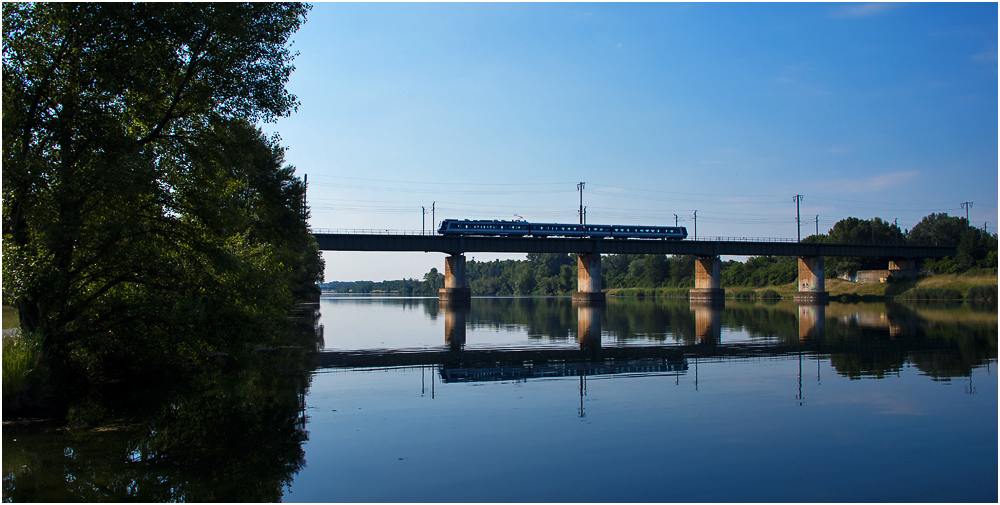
[759,289,782,300]
[965,285,997,302]
[897,288,964,301]
[3,331,41,411]
[733,289,757,300]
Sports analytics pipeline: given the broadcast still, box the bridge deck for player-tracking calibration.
[312,233,955,258]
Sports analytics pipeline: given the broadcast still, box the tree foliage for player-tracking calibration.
[720,256,797,287]
[800,215,994,278]
[2,3,319,381]
[907,213,968,246]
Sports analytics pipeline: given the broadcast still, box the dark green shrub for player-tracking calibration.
[759,289,782,300]
[965,285,997,302]
[897,288,963,301]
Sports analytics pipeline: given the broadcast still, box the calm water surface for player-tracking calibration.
[3,296,997,502]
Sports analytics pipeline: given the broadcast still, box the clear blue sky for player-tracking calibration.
[261,2,998,282]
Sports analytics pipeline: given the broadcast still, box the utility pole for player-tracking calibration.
[815,215,819,237]
[961,202,973,227]
[577,182,585,224]
[432,201,435,233]
[421,206,426,234]
[693,210,697,239]
[302,174,309,223]
[793,195,803,242]
[674,214,678,226]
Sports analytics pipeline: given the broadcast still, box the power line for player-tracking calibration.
[961,201,973,227]
[793,195,804,242]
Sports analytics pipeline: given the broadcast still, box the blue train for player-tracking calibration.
[437,219,688,240]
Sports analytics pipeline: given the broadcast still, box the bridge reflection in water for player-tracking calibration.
[317,298,834,375]
[315,296,993,393]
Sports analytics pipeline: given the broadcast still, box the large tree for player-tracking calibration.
[821,217,905,277]
[907,213,968,246]
[2,3,318,379]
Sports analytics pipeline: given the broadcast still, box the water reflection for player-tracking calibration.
[319,296,996,384]
[798,302,826,341]
[3,351,313,502]
[3,311,323,502]
[5,297,995,502]
[442,301,468,351]
[575,301,602,352]
[691,300,723,345]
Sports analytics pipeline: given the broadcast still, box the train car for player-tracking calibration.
[438,219,687,240]
[529,223,587,237]
[437,219,529,236]
[611,225,687,240]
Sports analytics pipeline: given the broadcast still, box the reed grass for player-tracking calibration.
[3,331,39,410]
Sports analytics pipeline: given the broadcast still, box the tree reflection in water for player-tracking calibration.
[4,298,996,502]
[3,316,321,502]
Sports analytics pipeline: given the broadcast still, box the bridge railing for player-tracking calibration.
[309,228,439,236]
[310,229,804,242]
[689,236,797,243]
[308,229,924,246]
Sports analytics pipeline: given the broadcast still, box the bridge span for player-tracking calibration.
[311,231,956,303]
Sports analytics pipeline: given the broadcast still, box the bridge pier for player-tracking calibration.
[690,256,725,302]
[572,253,606,304]
[439,253,471,304]
[888,258,919,279]
[794,256,829,303]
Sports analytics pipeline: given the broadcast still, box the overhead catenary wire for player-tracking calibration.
[301,175,987,238]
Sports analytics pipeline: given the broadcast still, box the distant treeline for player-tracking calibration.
[321,254,794,296]
[323,213,997,296]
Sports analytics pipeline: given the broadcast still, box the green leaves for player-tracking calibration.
[2,3,320,383]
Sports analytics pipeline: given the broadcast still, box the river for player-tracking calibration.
[3,295,997,502]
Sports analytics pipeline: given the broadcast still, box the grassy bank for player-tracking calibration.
[3,305,40,414]
[3,305,19,329]
[607,270,998,301]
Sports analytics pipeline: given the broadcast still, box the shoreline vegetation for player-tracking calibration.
[609,271,998,302]
[319,271,997,303]
[3,4,322,421]
[322,258,997,303]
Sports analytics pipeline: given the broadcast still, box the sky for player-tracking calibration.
[259,2,998,282]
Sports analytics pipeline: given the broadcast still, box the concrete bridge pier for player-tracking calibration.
[690,256,725,302]
[889,258,919,279]
[439,254,471,304]
[794,256,829,303]
[572,253,606,304]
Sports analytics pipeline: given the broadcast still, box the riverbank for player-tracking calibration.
[607,269,998,301]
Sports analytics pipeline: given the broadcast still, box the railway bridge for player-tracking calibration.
[311,232,956,303]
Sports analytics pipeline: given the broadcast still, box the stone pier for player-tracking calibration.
[888,258,919,279]
[439,253,471,304]
[689,256,725,302]
[794,256,828,303]
[572,253,606,304]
